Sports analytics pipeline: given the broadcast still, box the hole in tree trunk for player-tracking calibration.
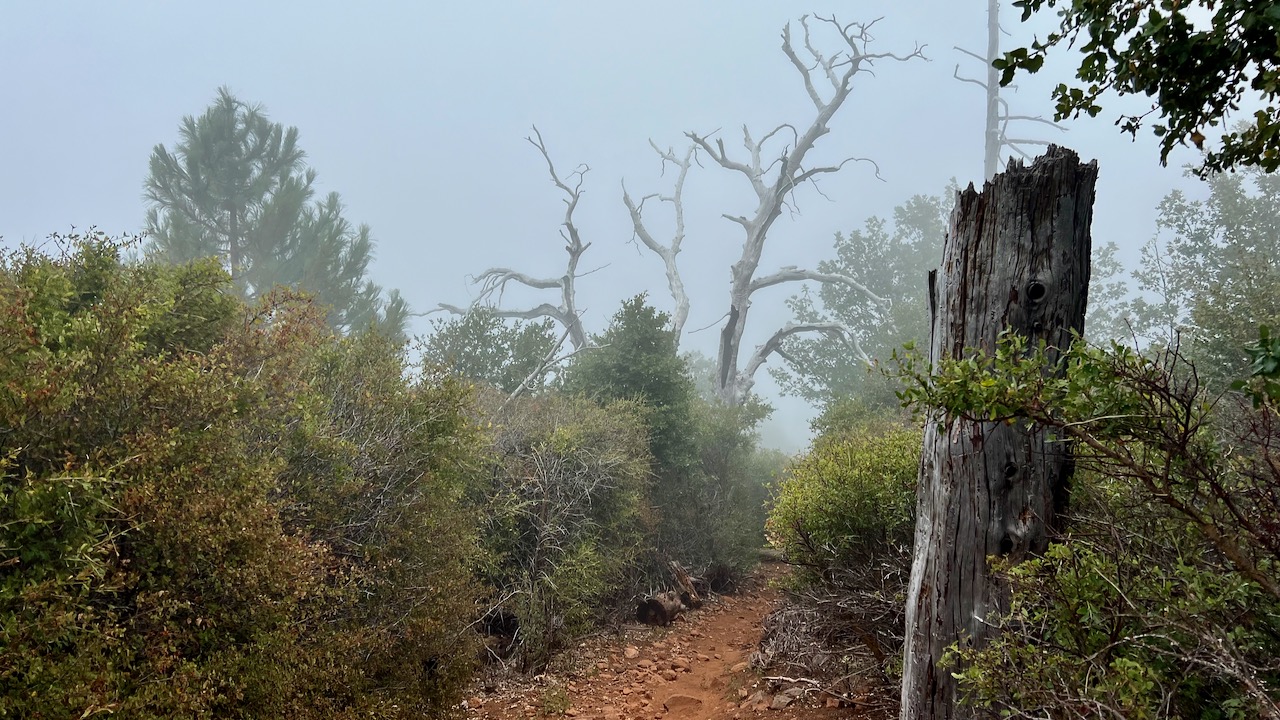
[1027,281,1047,302]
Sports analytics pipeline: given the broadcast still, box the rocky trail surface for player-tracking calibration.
[463,562,890,720]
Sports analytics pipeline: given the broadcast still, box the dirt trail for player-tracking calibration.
[463,563,887,720]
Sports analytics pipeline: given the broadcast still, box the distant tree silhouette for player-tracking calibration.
[145,87,407,338]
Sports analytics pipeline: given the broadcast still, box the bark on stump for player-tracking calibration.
[900,146,1098,720]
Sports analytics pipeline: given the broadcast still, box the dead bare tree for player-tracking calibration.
[955,0,1065,180]
[622,144,694,340]
[438,127,592,350]
[625,16,923,405]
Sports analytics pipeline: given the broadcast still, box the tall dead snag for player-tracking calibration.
[954,0,1065,180]
[626,16,922,405]
[900,146,1097,720]
[439,127,591,350]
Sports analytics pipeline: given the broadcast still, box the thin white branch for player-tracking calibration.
[474,268,562,295]
[446,126,591,349]
[622,142,695,340]
[748,267,890,309]
[734,321,872,400]
[500,325,572,411]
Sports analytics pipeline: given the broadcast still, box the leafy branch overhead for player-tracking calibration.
[997,0,1280,174]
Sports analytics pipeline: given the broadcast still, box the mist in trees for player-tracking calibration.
[145,87,408,339]
[1086,163,1280,386]
[9,1,1280,717]
[771,188,950,412]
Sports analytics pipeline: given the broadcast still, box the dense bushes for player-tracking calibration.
[767,421,919,578]
[0,243,790,713]
[903,334,1280,718]
[763,418,919,704]
[561,296,777,583]
[477,392,652,668]
[0,237,483,718]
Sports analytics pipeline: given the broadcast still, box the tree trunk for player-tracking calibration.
[900,146,1098,720]
[982,0,1000,181]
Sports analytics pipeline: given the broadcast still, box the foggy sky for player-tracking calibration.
[1,2,1202,450]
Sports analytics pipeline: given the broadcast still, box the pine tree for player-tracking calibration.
[145,87,407,338]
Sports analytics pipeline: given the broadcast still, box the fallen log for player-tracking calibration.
[636,590,686,626]
[669,561,703,609]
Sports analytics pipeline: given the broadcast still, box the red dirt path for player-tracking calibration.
[462,563,890,720]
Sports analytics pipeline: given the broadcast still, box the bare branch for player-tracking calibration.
[953,64,989,90]
[446,126,591,348]
[474,267,562,296]
[783,19,826,108]
[953,45,988,64]
[500,325,572,411]
[748,266,890,309]
[622,142,695,340]
[687,131,759,188]
[735,321,872,400]
[623,16,922,405]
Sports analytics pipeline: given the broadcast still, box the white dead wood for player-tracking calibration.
[439,126,592,349]
[954,0,1066,179]
[622,143,695,341]
[738,321,872,400]
[678,15,921,405]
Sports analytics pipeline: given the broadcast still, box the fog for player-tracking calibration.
[0,1,1204,450]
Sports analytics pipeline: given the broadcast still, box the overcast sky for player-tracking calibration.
[1,2,1204,449]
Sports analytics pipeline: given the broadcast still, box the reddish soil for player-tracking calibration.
[463,563,891,720]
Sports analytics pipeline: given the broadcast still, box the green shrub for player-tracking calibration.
[897,333,1280,717]
[690,398,780,586]
[275,327,486,714]
[479,392,652,669]
[766,422,919,576]
[0,236,485,718]
[562,296,773,584]
[953,469,1280,720]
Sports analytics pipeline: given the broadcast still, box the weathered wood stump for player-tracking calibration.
[636,591,686,626]
[900,146,1097,720]
[669,561,703,609]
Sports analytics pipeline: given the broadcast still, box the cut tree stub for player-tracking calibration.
[900,145,1097,720]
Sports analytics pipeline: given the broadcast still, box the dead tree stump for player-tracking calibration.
[900,146,1097,720]
[636,591,686,626]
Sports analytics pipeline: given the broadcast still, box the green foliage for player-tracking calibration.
[1082,165,1280,379]
[421,308,559,393]
[998,0,1280,174]
[145,86,408,339]
[0,235,483,718]
[479,392,652,669]
[772,188,948,412]
[561,296,772,583]
[896,331,1280,716]
[690,398,778,585]
[274,327,486,711]
[562,296,703,555]
[953,472,1280,720]
[766,422,919,576]
[1235,324,1280,405]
